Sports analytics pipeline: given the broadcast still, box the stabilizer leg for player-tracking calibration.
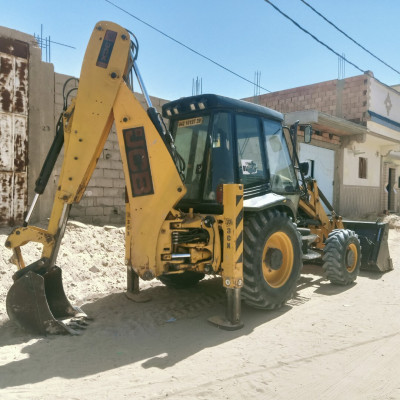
[208,184,244,330]
[125,264,151,303]
[208,288,244,330]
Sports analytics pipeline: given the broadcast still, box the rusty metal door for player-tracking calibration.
[0,38,28,226]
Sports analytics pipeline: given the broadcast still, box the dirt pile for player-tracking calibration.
[0,221,130,320]
[383,213,400,229]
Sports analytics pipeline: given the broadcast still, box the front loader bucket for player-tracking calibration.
[343,221,392,272]
[6,266,89,335]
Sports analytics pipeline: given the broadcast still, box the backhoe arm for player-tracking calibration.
[6,21,185,275]
[4,21,189,335]
[298,179,343,248]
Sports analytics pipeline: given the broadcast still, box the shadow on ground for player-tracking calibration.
[297,263,357,297]
[0,277,291,388]
[0,263,373,389]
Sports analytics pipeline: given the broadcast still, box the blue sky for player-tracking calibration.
[1,0,399,100]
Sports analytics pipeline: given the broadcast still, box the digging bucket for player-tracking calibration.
[6,265,89,335]
[343,221,392,272]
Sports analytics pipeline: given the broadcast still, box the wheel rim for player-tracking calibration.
[345,243,358,272]
[262,232,294,288]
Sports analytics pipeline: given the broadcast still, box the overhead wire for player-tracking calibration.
[264,0,366,75]
[299,0,400,76]
[105,0,271,93]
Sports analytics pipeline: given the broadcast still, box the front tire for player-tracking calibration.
[242,210,303,310]
[322,229,361,285]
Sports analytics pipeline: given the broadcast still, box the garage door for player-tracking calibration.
[299,143,335,210]
[0,37,28,226]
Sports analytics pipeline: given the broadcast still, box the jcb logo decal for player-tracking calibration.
[123,127,154,197]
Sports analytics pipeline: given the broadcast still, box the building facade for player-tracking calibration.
[2,24,400,225]
[246,73,400,218]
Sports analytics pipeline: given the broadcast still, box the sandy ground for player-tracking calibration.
[1,219,400,399]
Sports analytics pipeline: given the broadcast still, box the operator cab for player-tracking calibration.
[162,94,300,212]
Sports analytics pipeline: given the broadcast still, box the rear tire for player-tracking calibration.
[242,210,303,310]
[322,229,361,285]
[158,271,205,289]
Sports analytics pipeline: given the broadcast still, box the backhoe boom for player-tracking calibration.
[5,21,189,334]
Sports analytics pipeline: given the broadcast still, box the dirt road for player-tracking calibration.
[0,223,399,399]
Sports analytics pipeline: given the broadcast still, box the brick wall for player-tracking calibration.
[247,74,370,126]
[52,73,169,226]
[296,130,341,147]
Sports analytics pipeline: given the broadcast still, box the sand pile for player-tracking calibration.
[0,221,129,320]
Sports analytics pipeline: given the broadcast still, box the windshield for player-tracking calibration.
[172,116,210,200]
[263,119,298,193]
[172,112,236,202]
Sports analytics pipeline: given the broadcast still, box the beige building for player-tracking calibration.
[246,73,400,218]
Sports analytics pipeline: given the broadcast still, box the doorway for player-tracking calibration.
[387,168,396,212]
[299,143,335,212]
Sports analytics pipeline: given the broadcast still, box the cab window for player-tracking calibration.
[236,114,266,186]
[263,119,298,193]
[172,116,210,199]
[203,112,235,200]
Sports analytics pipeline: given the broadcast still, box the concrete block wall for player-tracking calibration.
[339,185,382,218]
[67,121,126,226]
[248,74,370,125]
[52,73,169,225]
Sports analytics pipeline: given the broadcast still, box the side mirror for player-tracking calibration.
[304,125,312,143]
[299,161,309,176]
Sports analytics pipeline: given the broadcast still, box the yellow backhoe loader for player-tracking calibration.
[4,21,391,335]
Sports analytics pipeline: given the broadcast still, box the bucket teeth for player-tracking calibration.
[62,315,94,334]
[67,321,88,331]
[69,318,90,327]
